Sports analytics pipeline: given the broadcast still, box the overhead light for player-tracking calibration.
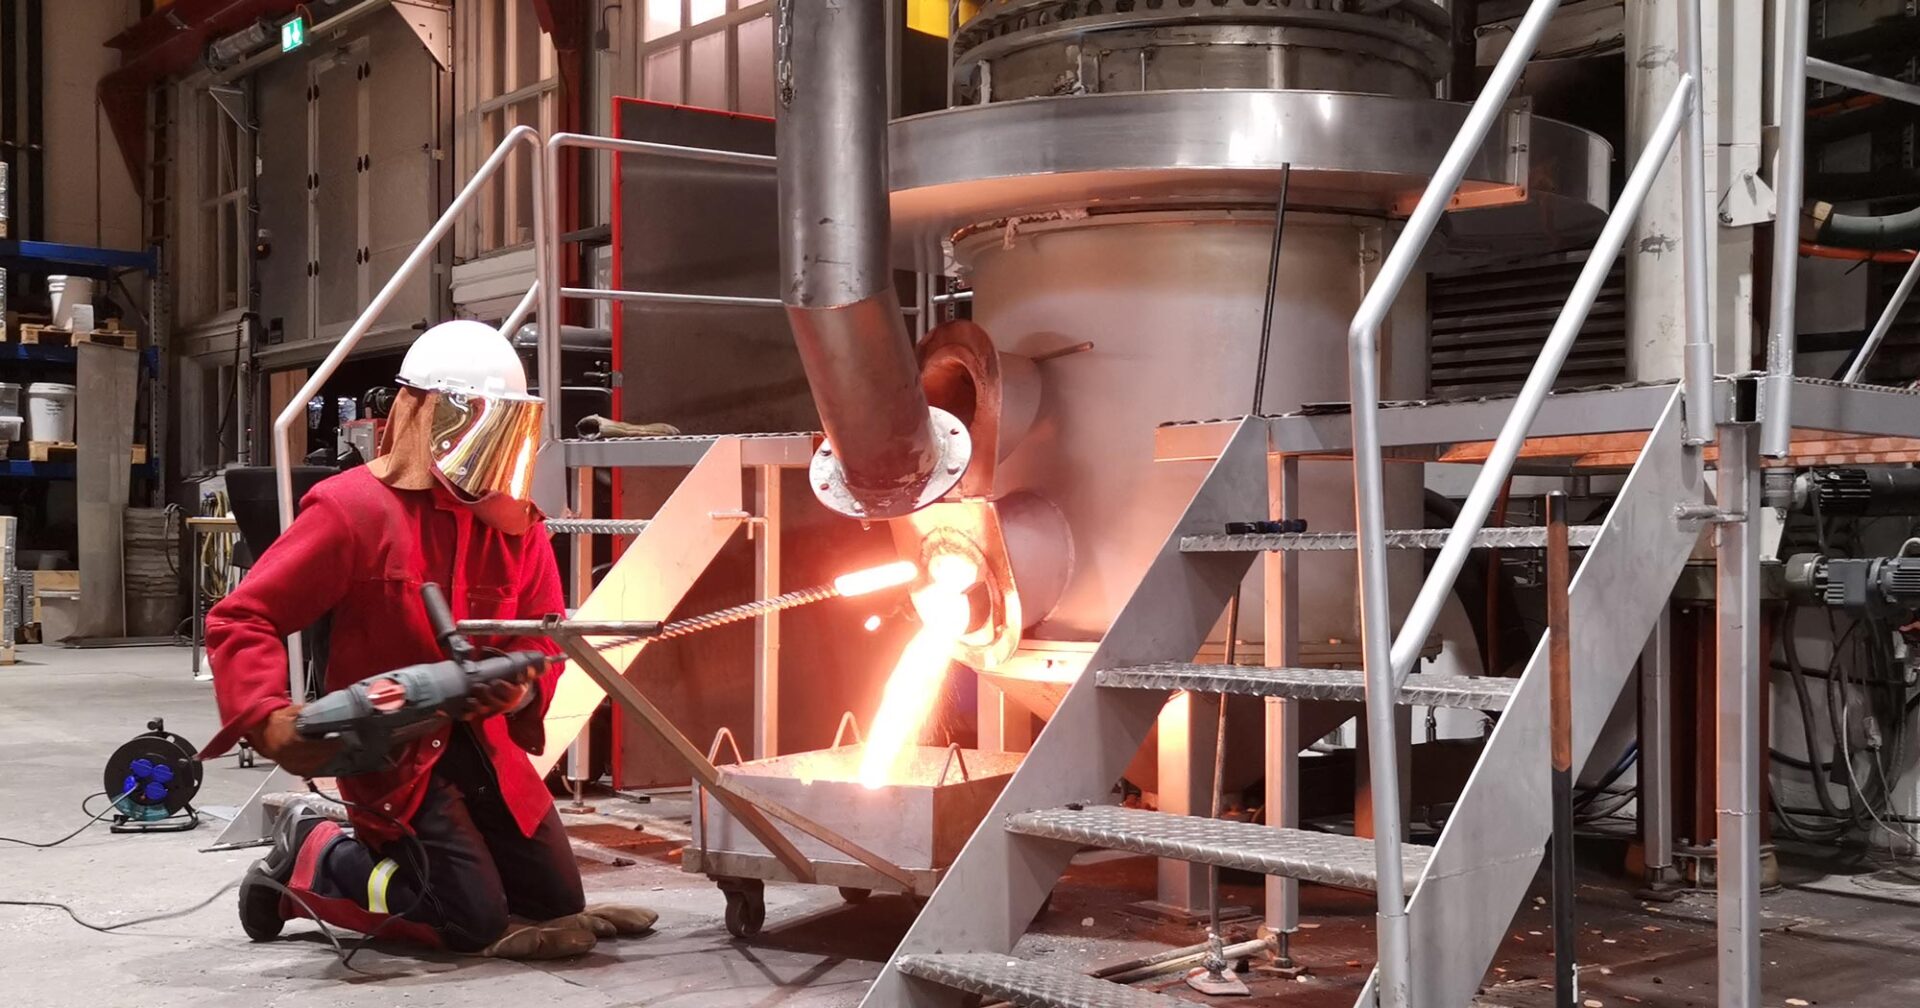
[205,19,275,70]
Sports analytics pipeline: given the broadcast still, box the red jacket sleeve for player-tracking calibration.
[199,492,356,758]
[504,522,567,755]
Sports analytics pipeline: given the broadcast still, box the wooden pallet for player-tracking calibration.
[16,324,136,348]
[19,442,147,464]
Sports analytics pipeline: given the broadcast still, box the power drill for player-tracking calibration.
[294,582,558,777]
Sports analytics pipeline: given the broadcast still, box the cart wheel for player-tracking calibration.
[724,887,766,938]
[837,887,872,905]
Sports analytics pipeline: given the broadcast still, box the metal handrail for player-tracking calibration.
[1342,2,1564,1001]
[538,132,778,430]
[1841,252,1920,384]
[270,125,548,695]
[1343,1,1712,1002]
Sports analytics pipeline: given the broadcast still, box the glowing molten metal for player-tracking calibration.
[858,553,982,789]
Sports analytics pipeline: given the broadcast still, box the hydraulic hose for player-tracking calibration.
[1808,200,1920,252]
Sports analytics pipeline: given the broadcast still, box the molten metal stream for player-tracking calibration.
[858,555,982,789]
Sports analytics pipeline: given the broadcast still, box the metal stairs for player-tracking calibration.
[859,390,1709,1007]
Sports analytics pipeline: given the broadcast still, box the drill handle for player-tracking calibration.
[420,582,476,662]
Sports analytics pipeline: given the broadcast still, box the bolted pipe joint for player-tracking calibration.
[777,0,971,519]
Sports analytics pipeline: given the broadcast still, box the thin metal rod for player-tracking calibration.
[1677,0,1716,444]
[1761,0,1811,458]
[458,619,664,635]
[498,278,540,340]
[1546,491,1576,1008]
[1201,592,1240,979]
[1806,56,1920,107]
[1840,250,1920,383]
[1386,77,1695,681]
[549,131,776,167]
[1716,424,1763,1008]
[1252,166,1292,416]
[275,125,543,697]
[560,286,783,308]
[1639,605,1675,886]
[1345,6,1565,999]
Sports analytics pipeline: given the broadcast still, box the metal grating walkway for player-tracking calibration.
[1097,664,1518,710]
[896,952,1180,1007]
[1005,805,1427,892]
[1181,524,1602,552]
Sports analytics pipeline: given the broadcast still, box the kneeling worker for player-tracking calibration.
[199,321,653,959]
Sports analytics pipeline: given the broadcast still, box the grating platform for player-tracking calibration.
[1097,664,1518,710]
[1180,525,1601,552]
[1005,805,1427,892]
[897,952,1180,1007]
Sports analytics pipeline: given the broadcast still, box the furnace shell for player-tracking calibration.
[958,209,1430,647]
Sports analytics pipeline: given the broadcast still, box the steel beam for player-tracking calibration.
[1264,455,1301,941]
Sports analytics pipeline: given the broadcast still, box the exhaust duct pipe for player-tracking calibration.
[777,0,970,520]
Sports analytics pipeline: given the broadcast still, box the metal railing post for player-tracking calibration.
[272,125,544,696]
[1761,0,1810,457]
[1841,252,1920,384]
[1678,0,1716,444]
[1344,4,1565,1001]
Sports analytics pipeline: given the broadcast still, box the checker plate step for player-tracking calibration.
[1096,664,1517,710]
[896,952,1180,1007]
[1006,805,1427,891]
[1181,525,1601,552]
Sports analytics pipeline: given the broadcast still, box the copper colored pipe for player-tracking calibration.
[1800,242,1917,264]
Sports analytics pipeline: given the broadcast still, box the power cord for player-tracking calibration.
[0,789,134,848]
[1,783,431,977]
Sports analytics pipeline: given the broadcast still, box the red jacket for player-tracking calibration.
[202,467,566,848]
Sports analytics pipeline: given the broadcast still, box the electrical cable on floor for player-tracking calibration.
[0,789,132,848]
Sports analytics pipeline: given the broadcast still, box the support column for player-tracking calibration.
[754,464,783,759]
[1156,690,1217,914]
[1640,605,1676,890]
[1264,455,1300,945]
[1715,424,1762,1008]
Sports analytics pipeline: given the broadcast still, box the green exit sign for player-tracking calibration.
[281,16,305,52]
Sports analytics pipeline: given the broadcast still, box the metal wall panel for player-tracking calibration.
[1429,252,1628,397]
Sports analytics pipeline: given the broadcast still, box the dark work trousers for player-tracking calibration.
[304,724,586,952]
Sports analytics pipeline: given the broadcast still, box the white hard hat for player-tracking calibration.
[397,319,529,397]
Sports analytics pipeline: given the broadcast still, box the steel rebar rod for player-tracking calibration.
[1546,491,1576,1008]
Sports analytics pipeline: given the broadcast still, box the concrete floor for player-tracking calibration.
[3,643,1918,1007]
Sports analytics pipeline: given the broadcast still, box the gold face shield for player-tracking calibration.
[426,389,545,500]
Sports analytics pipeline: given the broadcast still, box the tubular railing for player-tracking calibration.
[270,125,548,697]
[537,131,778,423]
[1342,0,1710,1002]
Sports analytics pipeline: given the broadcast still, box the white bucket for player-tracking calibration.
[25,382,75,442]
[0,381,19,417]
[47,275,94,330]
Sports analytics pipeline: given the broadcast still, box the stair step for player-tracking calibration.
[896,952,1180,1007]
[1181,524,1601,552]
[1097,664,1518,710]
[1005,806,1428,892]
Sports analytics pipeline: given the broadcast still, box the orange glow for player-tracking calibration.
[833,560,919,598]
[858,553,982,789]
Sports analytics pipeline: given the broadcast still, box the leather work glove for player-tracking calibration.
[247,705,343,778]
[543,904,659,938]
[463,675,533,721]
[480,921,598,960]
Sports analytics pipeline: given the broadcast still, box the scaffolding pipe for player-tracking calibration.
[775,0,968,519]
